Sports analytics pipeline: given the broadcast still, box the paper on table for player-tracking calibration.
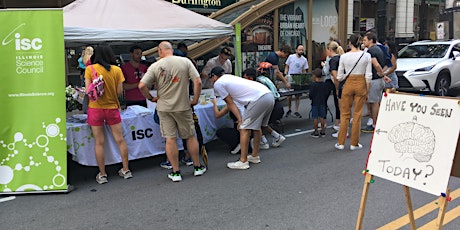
[201,89,215,99]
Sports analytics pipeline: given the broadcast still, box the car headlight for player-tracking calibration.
[415,64,435,72]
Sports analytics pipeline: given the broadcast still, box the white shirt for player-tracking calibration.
[201,56,232,75]
[337,51,372,83]
[213,74,270,105]
[285,54,308,75]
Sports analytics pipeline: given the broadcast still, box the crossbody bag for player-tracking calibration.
[338,49,367,98]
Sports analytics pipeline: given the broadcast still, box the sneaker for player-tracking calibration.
[181,158,193,166]
[194,165,207,176]
[271,135,286,147]
[350,143,363,151]
[332,132,348,138]
[118,169,133,179]
[285,110,292,117]
[293,112,302,118]
[227,160,250,169]
[333,125,340,131]
[168,171,182,182]
[320,132,326,137]
[334,143,345,150]
[160,160,173,169]
[310,132,320,138]
[251,138,269,150]
[260,141,270,150]
[361,125,375,133]
[230,144,241,154]
[96,173,108,184]
[247,155,261,164]
[366,118,373,126]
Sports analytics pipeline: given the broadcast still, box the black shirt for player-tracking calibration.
[329,55,340,72]
[309,81,330,106]
[368,45,385,80]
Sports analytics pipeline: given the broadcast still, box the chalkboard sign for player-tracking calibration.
[367,93,460,196]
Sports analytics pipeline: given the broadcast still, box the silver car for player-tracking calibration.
[396,40,460,96]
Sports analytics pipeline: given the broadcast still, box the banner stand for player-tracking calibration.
[0,9,67,194]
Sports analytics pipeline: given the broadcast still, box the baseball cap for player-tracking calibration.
[210,66,225,77]
[258,62,272,70]
[220,47,232,56]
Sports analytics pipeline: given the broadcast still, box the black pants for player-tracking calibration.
[325,79,340,120]
[216,127,253,152]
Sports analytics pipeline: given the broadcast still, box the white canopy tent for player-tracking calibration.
[63,0,234,45]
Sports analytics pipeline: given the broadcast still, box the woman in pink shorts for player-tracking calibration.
[85,45,132,184]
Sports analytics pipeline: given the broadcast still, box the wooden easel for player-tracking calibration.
[356,135,460,230]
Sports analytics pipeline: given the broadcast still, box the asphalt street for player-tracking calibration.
[1,95,460,230]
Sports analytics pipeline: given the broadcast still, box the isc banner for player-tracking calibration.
[0,10,67,193]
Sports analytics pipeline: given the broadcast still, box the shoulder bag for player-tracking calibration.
[87,65,105,101]
[338,49,367,98]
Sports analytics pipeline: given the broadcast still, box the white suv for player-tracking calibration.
[396,40,460,96]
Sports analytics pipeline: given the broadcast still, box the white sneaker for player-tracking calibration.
[96,173,108,184]
[168,171,182,182]
[118,169,132,179]
[250,138,269,150]
[227,160,250,169]
[260,141,270,150]
[335,143,345,150]
[350,143,363,151]
[247,155,261,164]
[230,144,240,154]
[333,125,340,131]
[332,132,348,138]
[367,118,373,126]
[271,135,286,147]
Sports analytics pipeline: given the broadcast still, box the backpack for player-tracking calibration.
[256,75,280,99]
[87,65,105,101]
[377,43,393,68]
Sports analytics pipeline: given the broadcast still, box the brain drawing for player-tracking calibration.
[387,122,435,162]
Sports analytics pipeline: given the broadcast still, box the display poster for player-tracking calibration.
[278,0,338,70]
[241,13,274,70]
[367,93,460,196]
[0,9,67,193]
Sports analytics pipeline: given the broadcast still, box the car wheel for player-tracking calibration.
[434,73,450,96]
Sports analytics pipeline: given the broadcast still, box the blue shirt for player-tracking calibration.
[265,52,279,65]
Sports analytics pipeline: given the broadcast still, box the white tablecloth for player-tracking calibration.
[66,106,183,166]
[67,97,233,166]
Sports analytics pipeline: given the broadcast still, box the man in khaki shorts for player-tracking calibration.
[138,41,206,182]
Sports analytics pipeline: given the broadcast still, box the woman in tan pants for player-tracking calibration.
[335,34,372,150]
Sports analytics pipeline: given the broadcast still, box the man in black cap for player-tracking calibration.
[200,47,233,88]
